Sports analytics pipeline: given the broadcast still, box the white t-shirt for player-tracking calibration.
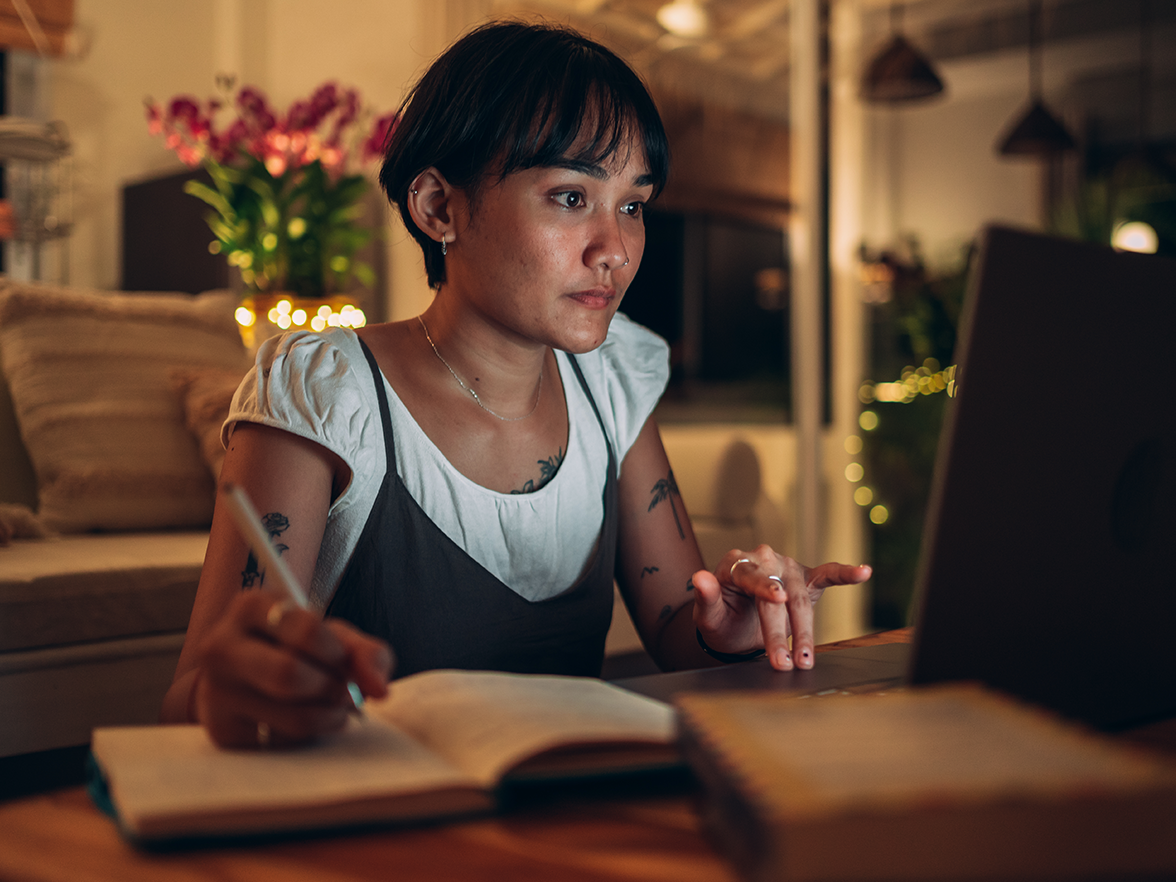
[224,313,670,608]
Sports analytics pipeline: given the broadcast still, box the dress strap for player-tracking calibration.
[356,335,395,470]
[564,353,616,477]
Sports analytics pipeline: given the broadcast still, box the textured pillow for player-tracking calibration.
[0,282,249,532]
[169,366,246,483]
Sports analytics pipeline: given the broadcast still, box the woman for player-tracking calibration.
[161,21,870,747]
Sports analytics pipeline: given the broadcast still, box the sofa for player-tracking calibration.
[0,281,251,759]
[0,279,783,760]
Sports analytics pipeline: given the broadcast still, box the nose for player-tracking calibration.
[587,213,630,271]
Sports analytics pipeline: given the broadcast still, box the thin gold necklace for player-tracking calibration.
[417,315,543,422]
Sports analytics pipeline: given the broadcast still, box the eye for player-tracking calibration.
[553,191,584,209]
[621,200,645,218]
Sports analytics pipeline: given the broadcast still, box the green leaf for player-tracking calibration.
[184,181,235,220]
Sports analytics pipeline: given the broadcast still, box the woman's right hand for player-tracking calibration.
[193,590,394,749]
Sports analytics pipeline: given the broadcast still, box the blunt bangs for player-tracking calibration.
[491,42,669,193]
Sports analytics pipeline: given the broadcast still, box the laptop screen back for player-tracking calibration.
[909,225,1176,730]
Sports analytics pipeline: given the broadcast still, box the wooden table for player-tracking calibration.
[7,627,1173,882]
[0,628,926,882]
[0,783,727,882]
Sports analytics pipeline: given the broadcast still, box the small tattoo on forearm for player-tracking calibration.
[686,579,694,592]
[648,469,684,539]
[658,604,672,621]
[512,447,565,494]
[241,511,291,589]
[241,553,262,589]
[641,566,660,578]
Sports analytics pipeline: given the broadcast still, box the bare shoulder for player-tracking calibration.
[355,321,427,391]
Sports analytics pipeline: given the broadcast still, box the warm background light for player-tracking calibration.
[1112,221,1159,254]
[238,300,366,332]
[656,0,708,39]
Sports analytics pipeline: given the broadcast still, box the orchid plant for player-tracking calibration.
[146,78,396,298]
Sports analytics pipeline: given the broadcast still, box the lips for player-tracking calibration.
[568,287,616,310]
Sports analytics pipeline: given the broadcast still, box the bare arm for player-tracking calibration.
[160,422,391,745]
[616,417,872,672]
[614,417,717,671]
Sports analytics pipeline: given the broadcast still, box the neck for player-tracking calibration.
[417,306,548,418]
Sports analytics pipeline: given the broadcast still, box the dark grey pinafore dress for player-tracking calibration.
[326,339,617,678]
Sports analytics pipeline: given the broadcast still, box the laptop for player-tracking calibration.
[617,225,1176,732]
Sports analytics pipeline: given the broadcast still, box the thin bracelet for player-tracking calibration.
[696,628,767,663]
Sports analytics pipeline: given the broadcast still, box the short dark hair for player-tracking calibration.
[379,20,671,288]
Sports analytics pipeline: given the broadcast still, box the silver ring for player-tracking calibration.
[767,575,785,591]
[256,720,271,748]
[730,557,753,580]
[266,599,295,632]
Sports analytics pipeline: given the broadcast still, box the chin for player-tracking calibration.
[557,316,616,354]
[561,338,606,355]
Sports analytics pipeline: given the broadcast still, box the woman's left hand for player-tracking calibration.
[691,546,872,671]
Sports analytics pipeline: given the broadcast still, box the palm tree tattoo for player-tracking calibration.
[648,469,684,539]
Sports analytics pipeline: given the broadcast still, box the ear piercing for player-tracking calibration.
[408,188,449,255]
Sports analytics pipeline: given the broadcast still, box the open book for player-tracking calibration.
[91,669,678,842]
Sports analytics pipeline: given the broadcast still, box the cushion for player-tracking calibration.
[169,366,246,483]
[0,364,38,508]
[0,532,207,653]
[0,282,249,532]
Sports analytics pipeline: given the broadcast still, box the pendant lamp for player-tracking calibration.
[861,4,944,104]
[997,0,1074,156]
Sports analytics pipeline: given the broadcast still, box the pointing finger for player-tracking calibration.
[757,592,794,670]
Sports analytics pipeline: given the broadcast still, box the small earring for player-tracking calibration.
[623,258,630,267]
[411,188,418,195]
[441,236,447,257]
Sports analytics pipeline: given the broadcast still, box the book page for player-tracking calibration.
[91,715,481,833]
[367,670,676,786]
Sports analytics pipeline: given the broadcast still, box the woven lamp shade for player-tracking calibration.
[860,34,944,103]
[997,100,1076,156]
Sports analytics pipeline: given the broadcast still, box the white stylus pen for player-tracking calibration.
[222,483,365,715]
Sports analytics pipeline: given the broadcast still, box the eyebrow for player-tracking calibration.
[549,158,656,188]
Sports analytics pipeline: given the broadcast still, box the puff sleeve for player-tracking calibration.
[222,330,382,516]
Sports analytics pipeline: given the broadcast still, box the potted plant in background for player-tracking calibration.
[146,77,397,349]
[854,238,970,629]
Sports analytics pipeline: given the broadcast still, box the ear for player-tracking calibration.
[406,168,461,247]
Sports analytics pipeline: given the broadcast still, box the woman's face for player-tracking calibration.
[443,137,656,354]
